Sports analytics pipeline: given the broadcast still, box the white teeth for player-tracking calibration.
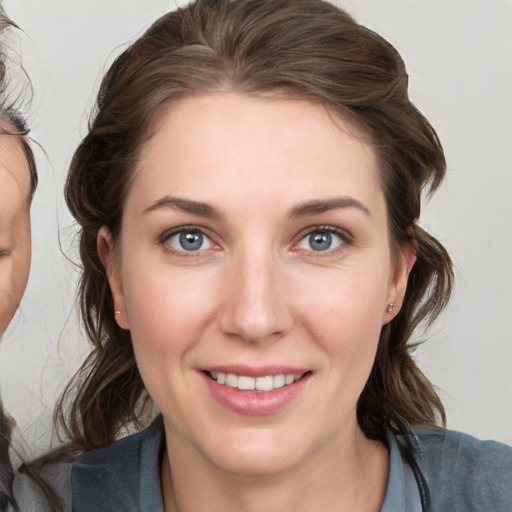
[210,372,305,391]
[225,373,238,388]
[238,376,256,390]
[255,375,273,391]
[273,374,285,389]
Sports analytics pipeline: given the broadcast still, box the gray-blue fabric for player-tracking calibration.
[67,416,512,511]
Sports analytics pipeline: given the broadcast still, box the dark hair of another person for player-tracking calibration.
[0,12,38,198]
[59,0,453,451]
[0,9,62,512]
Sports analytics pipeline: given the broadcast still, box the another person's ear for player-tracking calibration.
[97,226,129,330]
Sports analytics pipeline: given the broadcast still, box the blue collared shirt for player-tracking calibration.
[14,416,512,511]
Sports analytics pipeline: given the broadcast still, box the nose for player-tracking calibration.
[217,249,294,344]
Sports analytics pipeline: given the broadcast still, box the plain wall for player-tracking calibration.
[0,0,510,454]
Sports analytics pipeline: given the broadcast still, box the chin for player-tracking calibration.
[200,425,314,476]
[212,446,303,476]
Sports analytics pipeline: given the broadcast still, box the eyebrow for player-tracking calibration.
[289,197,371,218]
[142,197,220,218]
[142,196,371,220]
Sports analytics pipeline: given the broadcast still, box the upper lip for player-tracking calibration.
[201,365,311,377]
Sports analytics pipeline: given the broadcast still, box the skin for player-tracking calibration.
[0,129,31,338]
[99,94,415,512]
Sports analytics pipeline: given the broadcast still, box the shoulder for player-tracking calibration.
[413,425,512,511]
[12,417,165,512]
[72,416,164,511]
[74,416,163,478]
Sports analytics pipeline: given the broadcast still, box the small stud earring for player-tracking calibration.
[114,311,121,316]
[386,303,395,314]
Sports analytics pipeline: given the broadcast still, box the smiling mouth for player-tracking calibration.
[206,371,310,392]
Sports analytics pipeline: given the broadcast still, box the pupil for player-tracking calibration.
[310,232,331,251]
[180,231,203,251]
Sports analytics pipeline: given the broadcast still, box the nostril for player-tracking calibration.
[217,298,294,344]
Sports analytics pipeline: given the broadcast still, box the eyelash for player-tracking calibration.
[159,225,218,257]
[293,225,353,255]
[158,224,353,257]
[0,249,10,257]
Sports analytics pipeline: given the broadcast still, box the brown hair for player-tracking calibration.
[60,0,453,450]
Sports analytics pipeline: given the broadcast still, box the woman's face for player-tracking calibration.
[0,131,31,338]
[101,94,413,475]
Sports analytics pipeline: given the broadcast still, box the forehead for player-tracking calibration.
[132,94,382,211]
[0,132,31,215]
[0,134,31,232]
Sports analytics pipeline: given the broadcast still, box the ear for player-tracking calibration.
[97,226,130,330]
[384,236,417,323]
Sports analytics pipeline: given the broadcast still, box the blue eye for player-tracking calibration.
[166,229,213,252]
[298,229,344,252]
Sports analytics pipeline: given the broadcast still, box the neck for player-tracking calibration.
[161,421,388,512]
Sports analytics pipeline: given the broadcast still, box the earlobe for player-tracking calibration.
[97,226,130,330]
[385,238,417,321]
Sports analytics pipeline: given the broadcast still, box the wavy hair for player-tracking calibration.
[60,0,453,450]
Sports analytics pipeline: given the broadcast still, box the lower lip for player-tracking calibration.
[202,373,311,416]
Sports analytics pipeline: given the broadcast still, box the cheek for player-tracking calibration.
[307,272,388,402]
[295,262,390,401]
[13,245,32,301]
[0,237,31,335]
[299,264,390,343]
[0,287,17,335]
[0,260,29,335]
[122,261,219,358]
[120,263,224,424]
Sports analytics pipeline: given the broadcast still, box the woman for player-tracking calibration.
[0,7,39,510]
[0,12,37,343]
[51,0,512,510]
[0,113,34,511]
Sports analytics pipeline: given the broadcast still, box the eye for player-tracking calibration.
[0,248,10,257]
[165,228,214,253]
[297,228,345,252]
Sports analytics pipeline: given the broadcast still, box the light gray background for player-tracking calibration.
[0,0,510,455]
